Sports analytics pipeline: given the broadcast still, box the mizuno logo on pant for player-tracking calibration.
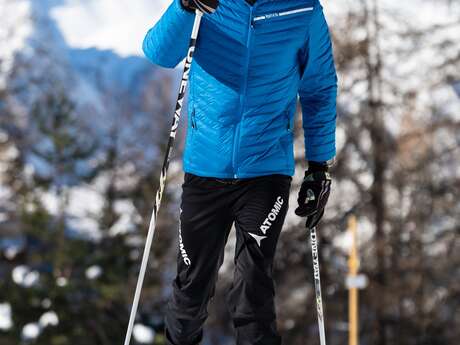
[248,196,284,247]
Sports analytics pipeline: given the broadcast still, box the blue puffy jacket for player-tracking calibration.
[143,0,337,178]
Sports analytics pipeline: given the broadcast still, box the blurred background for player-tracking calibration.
[0,0,459,344]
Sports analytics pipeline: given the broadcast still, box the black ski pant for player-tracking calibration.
[165,173,291,345]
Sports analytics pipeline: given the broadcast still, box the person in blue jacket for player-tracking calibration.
[143,0,337,344]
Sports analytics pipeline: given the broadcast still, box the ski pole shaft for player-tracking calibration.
[310,226,327,345]
[123,11,203,345]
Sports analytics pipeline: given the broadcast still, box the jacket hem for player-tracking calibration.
[183,167,295,179]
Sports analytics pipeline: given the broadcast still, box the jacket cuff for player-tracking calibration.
[307,161,329,172]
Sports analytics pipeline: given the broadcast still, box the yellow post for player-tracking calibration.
[348,215,359,345]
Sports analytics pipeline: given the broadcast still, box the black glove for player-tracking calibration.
[295,161,332,229]
[181,0,219,14]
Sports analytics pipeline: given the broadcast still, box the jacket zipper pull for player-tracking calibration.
[190,109,197,129]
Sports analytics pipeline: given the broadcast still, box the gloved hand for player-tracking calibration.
[295,161,332,229]
[181,0,219,14]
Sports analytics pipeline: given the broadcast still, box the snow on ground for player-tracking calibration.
[56,276,68,287]
[12,265,40,288]
[16,310,59,341]
[85,265,103,280]
[18,311,59,341]
[133,323,156,344]
[51,0,171,57]
[22,322,41,341]
[0,303,13,331]
[39,311,59,328]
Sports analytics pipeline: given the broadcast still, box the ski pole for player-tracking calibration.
[123,11,204,345]
[310,226,327,345]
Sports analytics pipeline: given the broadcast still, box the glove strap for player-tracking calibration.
[304,170,331,182]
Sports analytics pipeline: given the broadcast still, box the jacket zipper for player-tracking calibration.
[253,6,314,22]
[232,5,254,178]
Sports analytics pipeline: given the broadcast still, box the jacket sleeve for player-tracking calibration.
[298,5,338,162]
[142,0,196,68]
